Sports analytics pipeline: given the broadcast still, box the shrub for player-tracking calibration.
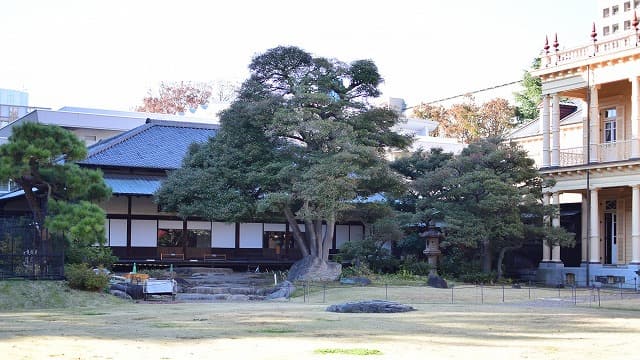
[65,263,109,291]
[400,258,432,276]
[459,271,497,285]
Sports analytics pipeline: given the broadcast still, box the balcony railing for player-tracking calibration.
[543,32,639,68]
[558,139,636,167]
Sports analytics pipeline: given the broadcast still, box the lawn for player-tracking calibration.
[0,281,639,359]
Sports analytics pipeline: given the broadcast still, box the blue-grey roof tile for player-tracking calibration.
[103,176,164,195]
[80,120,218,170]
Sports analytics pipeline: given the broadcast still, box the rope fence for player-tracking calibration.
[286,280,640,308]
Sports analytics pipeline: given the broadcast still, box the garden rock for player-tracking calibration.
[109,289,132,300]
[266,281,295,300]
[326,300,415,313]
[427,275,448,289]
[287,255,341,282]
[339,277,372,286]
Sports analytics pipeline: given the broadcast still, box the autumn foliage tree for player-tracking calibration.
[137,81,213,114]
[412,97,515,143]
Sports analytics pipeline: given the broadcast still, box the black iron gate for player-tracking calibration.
[0,217,64,279]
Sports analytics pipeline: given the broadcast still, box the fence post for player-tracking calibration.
[451,286,454,304]
[481,284,484,304]
[323,283,326,303]
[597,287,601,307]
[502,285,505,303]
[303,282,307,303]
[528,285,531,299]
[385,283,388,300]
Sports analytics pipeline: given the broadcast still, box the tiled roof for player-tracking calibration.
[508,106,582,140]
[80,120,218,170]
[103,175,164,195]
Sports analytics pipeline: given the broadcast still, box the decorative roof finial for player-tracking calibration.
[591,22,597,43]
[633,11,639,46]
[544,35,550,54]
[553,33,559,52]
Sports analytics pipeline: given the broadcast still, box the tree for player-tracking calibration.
[136,81,214,114]
[157,46,411,280]
[411,103,447,136]
[391,139,574,278]
[0,123,112,265]
[412,96,515,144]
[514,58,542,122]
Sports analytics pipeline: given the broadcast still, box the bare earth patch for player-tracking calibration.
[1,284,639,359]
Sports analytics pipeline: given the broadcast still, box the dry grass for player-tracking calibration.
[0,282,639,359]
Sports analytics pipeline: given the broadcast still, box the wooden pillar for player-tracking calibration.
[542,95,551,167]
[631,76,640,158]
[551,192,562,263]
[589,188,600,263]
[589,85,600,163]
[551,94,561,167]
[542,192,551,262]
[581,192,588,263]
[632,185,640,264]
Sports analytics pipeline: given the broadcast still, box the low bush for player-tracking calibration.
[65,263,109,291]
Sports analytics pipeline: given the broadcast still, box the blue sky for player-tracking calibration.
[1,0,597,111]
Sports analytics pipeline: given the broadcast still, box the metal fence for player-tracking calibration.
[287,281,640,308]
[0,217,64,279]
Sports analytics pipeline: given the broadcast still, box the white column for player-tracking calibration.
[631,76,640,159]
[632,185,640,264]
[551,94,561,167]
[542,192,551,262]
[551,192,562,262]
[581,192,588,263]
[542,95,551,168]
[589,85,600,163]
[589,188,600,263]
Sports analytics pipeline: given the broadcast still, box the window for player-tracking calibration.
[612,23,619,33]
[612,5,619,15]
[187,229,211,248]
[603,108,617,143]
[603,7,610,17]
[624,1,631,11]
[158,228,184,247]
[625,20,631,30]
[603,26,610,35]
[636,0,640,9]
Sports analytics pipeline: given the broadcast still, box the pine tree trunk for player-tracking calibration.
[481,238,492,273]
[496,245,522,280]
[283,206,309,256]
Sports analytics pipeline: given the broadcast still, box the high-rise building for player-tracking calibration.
[598,0,640,38]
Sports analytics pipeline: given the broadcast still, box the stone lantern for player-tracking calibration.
[420,226,442,276]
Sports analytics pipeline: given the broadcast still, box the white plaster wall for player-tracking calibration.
[335,225,349,249]
[158,220,183,229]
[240,223,263,248]
[350,225,364,241]
[105,196,128,214]
[131,197,159,215]
[109,219,127,247]
[212,222,235,248]
[131,220,157,247]
[188,221,212,230]
[264,223,286,232]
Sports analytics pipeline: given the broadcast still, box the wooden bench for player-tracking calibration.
[203,253,227,261]
[160,253,184,260]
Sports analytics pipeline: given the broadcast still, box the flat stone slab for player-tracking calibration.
[326,300,416,313]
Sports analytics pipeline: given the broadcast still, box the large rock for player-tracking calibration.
[326,300,415,313]
[287,256,342,282]
[266,281,295,300]
[427,275,448,289]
